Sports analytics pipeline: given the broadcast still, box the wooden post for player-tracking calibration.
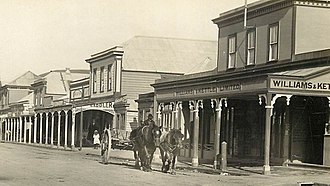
[79,108,83,151]
[221,141,227,171]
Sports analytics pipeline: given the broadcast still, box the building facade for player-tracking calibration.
[74,36,218,141]
[1,36,217,150]
[0,71,40,144]
[145,0,330,175]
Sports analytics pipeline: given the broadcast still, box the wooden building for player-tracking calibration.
[0,71,40,143]
[142,0,330,175]
[72,36,217,142]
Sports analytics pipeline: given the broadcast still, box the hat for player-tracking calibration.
[148,114,153,119]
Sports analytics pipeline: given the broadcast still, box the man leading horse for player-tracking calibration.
[130,114,161,171]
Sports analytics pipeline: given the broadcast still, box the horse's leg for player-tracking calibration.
[160,148,166,172]
[171,155,177,175]
[168,153,174,174]
[143,145,150,171]
[133,148,140,168]
[149,150,154,171]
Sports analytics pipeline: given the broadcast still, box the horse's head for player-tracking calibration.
[170,129,184,149]
[151,125,162,147]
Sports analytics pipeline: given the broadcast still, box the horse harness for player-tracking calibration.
[160,132,178,153]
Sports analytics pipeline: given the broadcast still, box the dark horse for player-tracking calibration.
[129,125,162,171]
[159,129,184,175]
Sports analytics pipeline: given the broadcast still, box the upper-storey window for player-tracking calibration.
[269,23,279,61]
[100,66,105,92]
[247,29,256,65]
[93,68,97,93]
[107,65,112,91]
[228,35,237,69]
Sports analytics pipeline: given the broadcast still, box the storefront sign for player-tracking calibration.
[90,102,114,109]
[176,83,242,96]
[270,78,330,91]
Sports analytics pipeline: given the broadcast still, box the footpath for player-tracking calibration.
[80,147,330,179]
[3,141,330,185]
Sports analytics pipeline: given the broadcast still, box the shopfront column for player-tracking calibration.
[16,118,19,142]
[9,118,12,141]
[176,101,182,130]
[211,98,227,169]
[39,114,43,145]
[51,112,54,147]
[156,103,164,127]
[142,109,145,122]
[45,113,49,145]
[13,118,17,142]
[57,112,61,149]
[19,117,22,142]
[79,109,84,151]
[259,93,273,175]
[190,100,202,167]
[28,116,32,144]
[64,110,68,150]
[23,117,27,143]
[71,112,76,150]
[33,114,37,143]
[4,119,6,141]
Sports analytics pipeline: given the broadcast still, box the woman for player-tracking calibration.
[93,130,100,149]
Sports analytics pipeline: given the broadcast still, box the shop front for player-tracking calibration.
[151,65,330,174]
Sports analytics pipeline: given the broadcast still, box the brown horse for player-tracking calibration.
[129,125,162,171]
[159,129,184,175]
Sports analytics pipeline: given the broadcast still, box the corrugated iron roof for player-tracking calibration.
[7,71,40,86]
[121,36,217,74]
[40,69,89,95]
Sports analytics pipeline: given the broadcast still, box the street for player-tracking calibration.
[1,143,330,186]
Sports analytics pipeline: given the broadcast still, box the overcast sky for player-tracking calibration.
[0,0,258,83]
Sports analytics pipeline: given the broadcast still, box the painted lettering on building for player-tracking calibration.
[270,79,330,91]
[90,102,114,109]
[176,83,242,96]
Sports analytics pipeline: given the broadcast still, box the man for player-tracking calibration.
[142,114,156,128]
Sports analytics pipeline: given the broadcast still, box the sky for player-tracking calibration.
[0,0,258,84]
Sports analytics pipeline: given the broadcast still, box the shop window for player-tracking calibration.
[228,35,236,69]
[246,29,256,65]
[100,66,105,92]
[93,68,97,93]
[269,23,279,61]
[107,65,112,91]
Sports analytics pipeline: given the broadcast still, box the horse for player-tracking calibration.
[159,128,184,175]
[129,124,162,171]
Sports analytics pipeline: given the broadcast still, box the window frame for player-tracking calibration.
[227,34,237,69]
[246,28,256,66]
[268,22,279,62]
[100,66,105,92]
[107,65,112,91]
[93,68,97,93]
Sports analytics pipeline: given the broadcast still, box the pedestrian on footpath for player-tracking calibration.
[93,130,100,149]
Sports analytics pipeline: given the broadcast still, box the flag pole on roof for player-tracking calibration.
[244,0,248,29]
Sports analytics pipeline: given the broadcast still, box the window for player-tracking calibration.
[93,68,97,93]
[247,29,256,65]
[40,90,43,105]
[35,91,38,106]
[228,35,236,69]
[269,23,279,61]
[107,65,112,91]
[100,66,105,92]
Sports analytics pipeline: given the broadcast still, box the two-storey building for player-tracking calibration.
[71,36,217,142]
[0,71,40,143]
[147,0,330,174]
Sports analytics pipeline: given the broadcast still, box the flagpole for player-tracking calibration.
[244,0,248,29]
